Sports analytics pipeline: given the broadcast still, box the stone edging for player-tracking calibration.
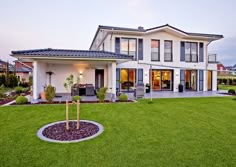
[37,120,104,143]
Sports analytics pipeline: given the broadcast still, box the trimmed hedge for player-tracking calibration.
[72,96,81,102]
[119,93,128,102]
[15,86,24,94]
[15,96,28,104]
[228,89,236,95]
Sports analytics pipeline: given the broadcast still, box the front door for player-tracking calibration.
[95,69,104,89]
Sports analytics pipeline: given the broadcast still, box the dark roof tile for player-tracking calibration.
[11,48,133,60]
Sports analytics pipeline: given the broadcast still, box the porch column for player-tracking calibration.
[111,62,117,97]
[33,60,38,99]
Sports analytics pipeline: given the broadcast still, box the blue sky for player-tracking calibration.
[0,0,235,65]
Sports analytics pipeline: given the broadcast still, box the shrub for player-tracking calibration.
[9,74,18,88]
[15,96,28,104]
[45,85,56,103]
[119,93,128,102]
[19,82,29,88]
[72,96,81,102]
[228,89,236,95]
[0,75,6,86]
[96,87,108,102]
[29,75,33,86]
[15,86,23,95]
[222,79,227,84]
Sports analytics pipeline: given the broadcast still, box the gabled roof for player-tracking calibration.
[90,24,224,49]
[11,48,133,60]
[98,24,224,38]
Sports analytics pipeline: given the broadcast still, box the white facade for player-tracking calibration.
[91,25,221,92]
[12,24,222,99]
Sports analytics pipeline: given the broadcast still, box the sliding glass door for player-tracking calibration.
[185,70,197,91]
[151,69,173,91]
[120,69,136,92]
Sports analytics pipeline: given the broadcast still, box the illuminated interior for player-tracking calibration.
[120,69,136,91]
[208,70,212,90]
[185,70,197,91]
[151,70,172,90]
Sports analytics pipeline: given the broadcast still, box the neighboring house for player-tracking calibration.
[225,64,236,71]
[11,24,223,99]
[217,63,229,75]
[14,60,33,82]
[0,59,14,74]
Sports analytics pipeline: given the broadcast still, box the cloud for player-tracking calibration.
[209,37,236,65]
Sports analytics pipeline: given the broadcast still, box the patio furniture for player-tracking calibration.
[71,84,95,96]
[135,83,145,98]
[86,84,95,96]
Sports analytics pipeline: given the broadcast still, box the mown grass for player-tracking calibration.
[0,97,235,167]
[218,84,236,90]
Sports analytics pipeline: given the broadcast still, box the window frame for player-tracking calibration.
[185,42,198,63]
[151,39,160,61]
[164,40,173,62]
[120,38,137,60]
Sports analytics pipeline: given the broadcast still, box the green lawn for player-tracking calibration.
[0,97,236,167]
[218,84,236,90]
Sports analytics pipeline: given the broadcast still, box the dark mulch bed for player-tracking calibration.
[42,121,99,141]
[0,98,15,105]
[11,100,134,105]
[0,92,31,106]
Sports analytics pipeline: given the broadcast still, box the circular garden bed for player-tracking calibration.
[37,120,103,143]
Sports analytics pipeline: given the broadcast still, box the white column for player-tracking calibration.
[174,68,180,92]
[111,62,116,96]
[33,61,38,99]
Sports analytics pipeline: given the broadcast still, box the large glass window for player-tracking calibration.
[121,38,137,59]
[185,70,197,91]
[164,40,172,61]
[151,70,173,91]
[185,42,198,62]
[151,40,160,61]
[120,69,136,92]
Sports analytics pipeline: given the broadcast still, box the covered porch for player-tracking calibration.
[10,48,133,100]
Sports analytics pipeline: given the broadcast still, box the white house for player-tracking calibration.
[11,24,223,100]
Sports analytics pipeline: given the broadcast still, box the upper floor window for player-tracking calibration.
[121,38,136,59]
[164,40,172,62]
[185,42,198,62]
[151,39,160,61]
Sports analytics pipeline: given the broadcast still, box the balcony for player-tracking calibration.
[208,54,218,63]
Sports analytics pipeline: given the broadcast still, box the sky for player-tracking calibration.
[0,0,235,65]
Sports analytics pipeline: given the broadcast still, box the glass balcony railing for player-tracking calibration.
[208,54,218,63]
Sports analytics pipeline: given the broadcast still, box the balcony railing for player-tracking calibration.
[208,54,218,63]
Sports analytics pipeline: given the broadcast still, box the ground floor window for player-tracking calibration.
[120,69,136,92]
[185,70,197,91]
[151,69,173,91]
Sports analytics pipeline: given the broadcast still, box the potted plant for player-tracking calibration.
[178,83,184,93]
[145,83,150,93]
[40,84,46,100]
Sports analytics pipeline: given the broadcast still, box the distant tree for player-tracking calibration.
[5,61,10,87]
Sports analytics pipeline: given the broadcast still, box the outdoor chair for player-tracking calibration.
[135,83,145,98]
[85,84,95,96]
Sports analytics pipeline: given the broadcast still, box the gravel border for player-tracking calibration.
[37,120,104,143]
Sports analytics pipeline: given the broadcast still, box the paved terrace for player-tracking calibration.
[30,90,230,103]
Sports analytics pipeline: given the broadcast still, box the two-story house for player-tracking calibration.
[90,24,223,92]
[11,24,223,100]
